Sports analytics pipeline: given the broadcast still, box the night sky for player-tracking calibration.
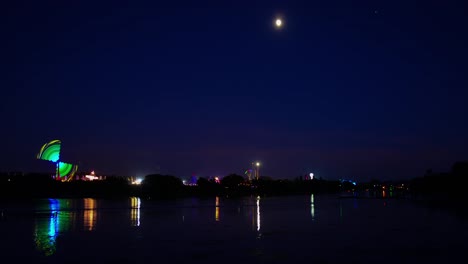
[2,0,468,181]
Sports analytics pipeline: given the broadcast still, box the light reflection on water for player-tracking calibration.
[33,199,76,256]
[34,199,58,256]
[256,196,261,231]
[83,198,97,231]
[215,196,220,222]
[1,195,468,262]
[130,197,140,227]
[33,198,99,255]
[311,194,315,220]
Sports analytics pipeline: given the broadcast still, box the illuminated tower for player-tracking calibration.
[252,162,260,180]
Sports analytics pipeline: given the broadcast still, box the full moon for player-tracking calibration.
[275,19,282,27]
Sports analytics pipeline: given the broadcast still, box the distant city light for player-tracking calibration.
[132,178,143,185]
[85,170,99,181]
[183,177,198,186]
[85,175,99,181]
[275,18,282,28]
[256,162,260,166]
[340,179,357,186]
[309,173,314,180]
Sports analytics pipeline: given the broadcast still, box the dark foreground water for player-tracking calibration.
[0,195,467,264]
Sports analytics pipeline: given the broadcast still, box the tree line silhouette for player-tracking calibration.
[409,161,468,198]
[0,172,341,199]
[0,160,467,199]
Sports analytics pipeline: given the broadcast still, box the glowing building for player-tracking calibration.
[73,170,106,181]
[85,171,99,181]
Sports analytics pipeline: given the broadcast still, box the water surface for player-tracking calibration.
[0,195,467,263]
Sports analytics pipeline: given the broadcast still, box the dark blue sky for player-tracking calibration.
[2,0,468,181]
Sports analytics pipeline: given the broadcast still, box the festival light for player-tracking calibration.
[37,140,78,181]
[37,140,61,162]
[132,178,143,185]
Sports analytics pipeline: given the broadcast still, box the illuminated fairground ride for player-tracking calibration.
[37,140,78,182]
[244,169,253,181]
[245,161,261,181]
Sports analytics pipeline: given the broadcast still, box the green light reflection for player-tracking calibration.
[34,199,74,256]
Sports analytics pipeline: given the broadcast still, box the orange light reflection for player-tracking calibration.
[83,198,97,231]
[215,196,220,222]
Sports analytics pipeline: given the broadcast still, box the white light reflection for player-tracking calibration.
[130,197,141,227]
[310,194,315,221]
[256,196,261,231]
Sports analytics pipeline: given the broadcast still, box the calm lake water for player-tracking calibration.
[0,195,467,263]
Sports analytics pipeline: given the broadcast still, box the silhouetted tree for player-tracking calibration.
[259,176,273,181]
[142,174,183,197]
[221,174,244,188]
[196,177,210,187]
[452,161,468,177]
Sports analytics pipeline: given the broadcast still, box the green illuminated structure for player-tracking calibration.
[37,140,61,162]
[37,140,78,181]
[58,162,77,178]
